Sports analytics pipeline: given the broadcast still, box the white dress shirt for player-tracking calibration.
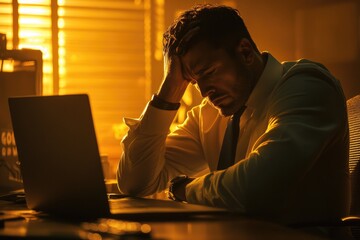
[117,53,350,224]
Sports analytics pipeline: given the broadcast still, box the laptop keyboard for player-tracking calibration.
[109,197,188,210]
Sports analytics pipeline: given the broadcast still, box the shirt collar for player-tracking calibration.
[245,52,283,111]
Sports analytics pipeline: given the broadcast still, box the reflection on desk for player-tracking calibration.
[0,199,337,240]
[0,218,332,240]
[149,218,331,240]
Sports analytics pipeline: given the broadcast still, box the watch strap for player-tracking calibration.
[168,175,188,201]
[149,94,181,111]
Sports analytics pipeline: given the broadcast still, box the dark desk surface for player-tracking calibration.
[149,218,332,240]
[0,200,334,240]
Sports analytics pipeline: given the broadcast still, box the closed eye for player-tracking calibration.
[204,68,216,76]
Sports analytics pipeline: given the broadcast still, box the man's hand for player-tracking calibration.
[157,26,200,103]
[157,54,189,103]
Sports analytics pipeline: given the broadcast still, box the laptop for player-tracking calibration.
[8,94,227,219]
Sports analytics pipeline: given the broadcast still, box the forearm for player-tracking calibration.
[117,103,178,196]
[117,102,208,197]
[157,74,189,103]
[118,50,197,196]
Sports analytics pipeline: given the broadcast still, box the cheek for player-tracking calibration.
[220,72,242,95]
[210,67,233,84]
[233,71,254,103]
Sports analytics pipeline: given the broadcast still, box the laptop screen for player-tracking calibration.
[8,94,110,218]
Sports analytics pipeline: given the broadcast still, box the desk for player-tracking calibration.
[0,201,333,240]
[149,218,331,240]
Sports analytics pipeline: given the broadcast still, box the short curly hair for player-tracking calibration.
[163,4,259,56]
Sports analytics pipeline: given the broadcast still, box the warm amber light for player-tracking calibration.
[18,0,50,4]
[18,6,50,16]
[18,0,52,94]
[154,0,164,61]
[58,47,65,57]
[58,8,65,17]
[112,123,129,141]
[12,0,153,177]
[58,18,65,28]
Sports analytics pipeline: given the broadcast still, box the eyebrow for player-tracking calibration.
[194,63,211,77]
[182,62,197,82]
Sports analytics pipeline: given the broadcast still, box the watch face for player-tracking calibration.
[170,175,188,184]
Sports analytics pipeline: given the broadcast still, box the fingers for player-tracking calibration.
[157,54,190,103]
[170,54,193,84]
[162,26,200,85]
[163,53,181,77]
[176,26,201,56]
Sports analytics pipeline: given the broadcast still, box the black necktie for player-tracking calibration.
[217,106,246,170]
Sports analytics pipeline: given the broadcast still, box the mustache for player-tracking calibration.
[208,92,223,102]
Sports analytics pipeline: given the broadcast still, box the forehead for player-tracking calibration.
[181,42,219,74]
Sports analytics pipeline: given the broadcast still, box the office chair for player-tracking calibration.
[291,94,360,239]
[344,94,360,239]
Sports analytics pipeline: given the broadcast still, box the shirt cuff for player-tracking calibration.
[185,174,208,205]
[137,102,178,135]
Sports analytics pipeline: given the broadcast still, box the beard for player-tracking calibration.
[217,64,254,117]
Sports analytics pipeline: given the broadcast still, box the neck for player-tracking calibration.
[250,52,267,92]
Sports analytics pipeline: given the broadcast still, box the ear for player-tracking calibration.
[235,38,255,66]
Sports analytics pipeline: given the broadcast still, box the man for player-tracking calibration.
[117,4,349,225]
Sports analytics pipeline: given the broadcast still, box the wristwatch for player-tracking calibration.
[167,175,189,201]
[149,94,181,110]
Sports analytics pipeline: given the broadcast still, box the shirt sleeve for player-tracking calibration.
[117,103,208,196]
[185,72,348,214]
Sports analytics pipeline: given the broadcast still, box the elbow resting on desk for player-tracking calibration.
[117,154,167,197]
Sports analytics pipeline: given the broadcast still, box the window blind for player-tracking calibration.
[58,0,151,170]
[0,0,152,177]
[0,0,13,49]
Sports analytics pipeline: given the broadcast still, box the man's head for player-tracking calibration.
[163,4,264,117]
[163,4,259,57]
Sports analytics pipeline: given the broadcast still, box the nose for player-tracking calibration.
[196,83,215,98]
